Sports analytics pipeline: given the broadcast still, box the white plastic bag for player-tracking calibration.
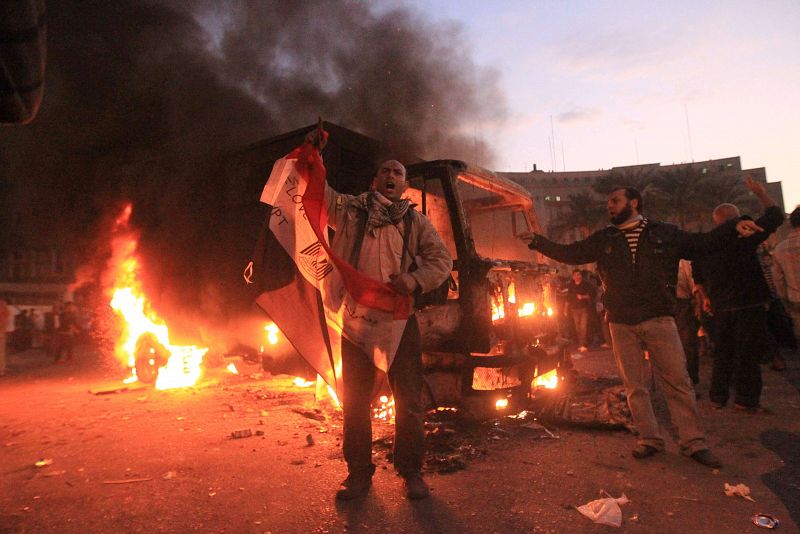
[576,491,630,528]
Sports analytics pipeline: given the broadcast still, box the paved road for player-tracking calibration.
[1,346,798,533]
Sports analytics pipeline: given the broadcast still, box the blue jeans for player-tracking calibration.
[609,316,707,455]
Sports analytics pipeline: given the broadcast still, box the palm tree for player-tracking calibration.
[548,191,608,241]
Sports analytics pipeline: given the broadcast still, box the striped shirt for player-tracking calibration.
[617,217,648,263]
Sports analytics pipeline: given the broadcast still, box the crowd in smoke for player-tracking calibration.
[0,0,505,346]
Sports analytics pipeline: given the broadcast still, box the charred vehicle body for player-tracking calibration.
[402,160,566,418]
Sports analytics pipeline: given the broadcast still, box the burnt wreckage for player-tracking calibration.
[240,123,568,419]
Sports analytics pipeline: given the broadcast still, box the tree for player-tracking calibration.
[548,191,608,241]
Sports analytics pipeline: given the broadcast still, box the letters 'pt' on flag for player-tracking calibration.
[254,143,412,394]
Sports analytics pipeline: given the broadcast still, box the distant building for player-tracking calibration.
[499,156,785,238]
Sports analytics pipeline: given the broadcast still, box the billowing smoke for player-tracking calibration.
[0,0,505,349]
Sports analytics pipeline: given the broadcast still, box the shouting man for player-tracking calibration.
[305,129,452,500]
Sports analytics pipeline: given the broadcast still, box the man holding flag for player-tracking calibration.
[256,125,452,500]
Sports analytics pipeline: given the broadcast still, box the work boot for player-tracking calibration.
[403,473,430,500]
[690,449,722,468]
[631,444,660,459]
[335,472,372,501]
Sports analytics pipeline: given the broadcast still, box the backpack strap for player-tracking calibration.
[402,209,416,272]
[348,209,368,268]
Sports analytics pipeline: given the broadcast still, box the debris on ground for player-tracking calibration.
[531,374,632,430]
[292,408,326,422]
[576,491,630,527]
[102,477,153,484]
[752,514,780,529]
[724,482,755,501]
[34,459,53,468]
[230,428,253,439]
[306,434,315,446]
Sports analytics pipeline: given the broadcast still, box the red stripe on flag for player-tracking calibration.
[289,143,412,320]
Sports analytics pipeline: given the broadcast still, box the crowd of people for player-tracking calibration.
[0,301,86,375]
[525,178,798,469]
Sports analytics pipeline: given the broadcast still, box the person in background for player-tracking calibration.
[772,206,800,346]
[675,260,701,388]
[566,269,593,352]
[757,242,790,371]
[54,302,80,363]
[0,299,10,376]
[693,177,784,412]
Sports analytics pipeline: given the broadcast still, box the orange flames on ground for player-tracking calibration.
[107,204,208,390]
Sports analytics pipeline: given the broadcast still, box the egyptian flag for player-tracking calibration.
[250,140,412,395]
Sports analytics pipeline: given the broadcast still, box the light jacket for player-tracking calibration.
[773,232,800,304]
[325,186,453,295]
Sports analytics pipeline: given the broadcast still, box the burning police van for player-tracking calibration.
[401,159,566,419]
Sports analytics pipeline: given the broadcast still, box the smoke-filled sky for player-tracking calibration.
[403,0,800,209]
[0,0,504,342]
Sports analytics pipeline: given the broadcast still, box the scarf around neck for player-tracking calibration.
[355,191,411,236]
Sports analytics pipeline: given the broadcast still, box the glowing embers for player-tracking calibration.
[495,398,509,410]
[373,395,395,422]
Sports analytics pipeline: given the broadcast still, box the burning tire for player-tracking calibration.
[134,333,169,384]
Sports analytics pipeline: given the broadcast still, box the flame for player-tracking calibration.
[292,377,314,388]
[495,398,509,409]
[518,302,536,317]
[507,282,516,304]
[107,204,208,390]
[546,307,554,317]
[264,323,280,345]
[227,363,239,375]
[532,368,559,389]
[491,292,505,322]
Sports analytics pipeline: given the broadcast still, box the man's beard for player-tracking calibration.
[610,203,633,226]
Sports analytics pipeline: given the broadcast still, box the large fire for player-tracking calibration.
[107,204,208,390]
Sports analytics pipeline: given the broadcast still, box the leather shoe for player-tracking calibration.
[691,449,722,468]
[403,473,430,500]
[335,473,372,501]
[632,444,660,459]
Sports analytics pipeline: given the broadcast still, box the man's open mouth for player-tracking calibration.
[385,181,396,193]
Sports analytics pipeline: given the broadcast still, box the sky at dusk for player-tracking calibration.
[394,0,800,209]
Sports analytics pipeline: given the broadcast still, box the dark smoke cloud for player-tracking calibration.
[0,0,505,346]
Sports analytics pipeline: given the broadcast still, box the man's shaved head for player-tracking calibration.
[712,203,740,225]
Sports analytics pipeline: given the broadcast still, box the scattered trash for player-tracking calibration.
[162,471,177,480]
[88,384,148,396]
[306,434,315,446]
[40,470,67,477]
[255,430,265,436]
[292,408,326,421]
[752,514,780,529]
[34,459,53,468]
[576,491,630,528]
[259,410,269,417]
[290,459,305,465]
[230,428,253,439]
[103,477,153,484]
[724,482,755,501]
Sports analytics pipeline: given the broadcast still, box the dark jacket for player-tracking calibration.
[693,206,784,312]
[529,218,742,325]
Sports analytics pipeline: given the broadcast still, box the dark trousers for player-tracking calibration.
[570,307,589,347]
[710,305,768,407]
[341,317,424,477]
[675,298,700,385]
